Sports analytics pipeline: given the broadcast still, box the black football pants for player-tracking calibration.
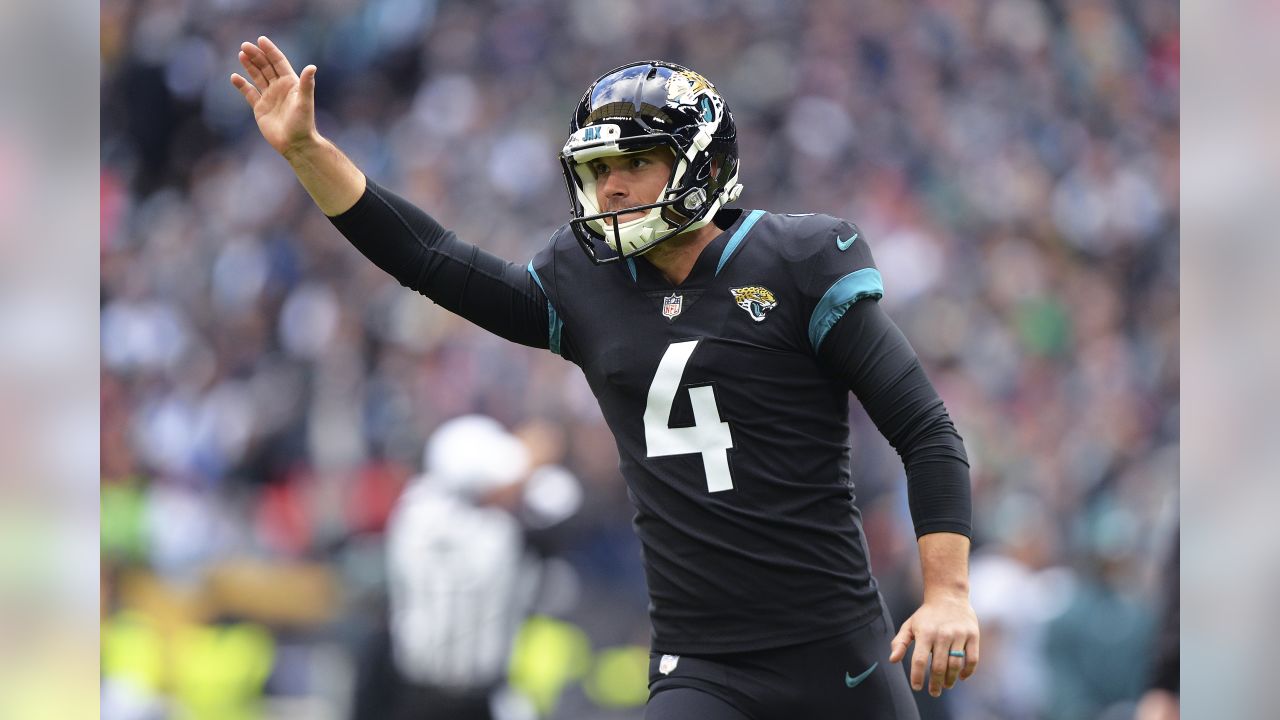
[645,602,919,720]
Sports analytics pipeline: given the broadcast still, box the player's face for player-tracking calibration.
[588,147,674,225]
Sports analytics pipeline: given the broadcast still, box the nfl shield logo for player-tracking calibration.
[659,654,680,675]
[662,294,683,319]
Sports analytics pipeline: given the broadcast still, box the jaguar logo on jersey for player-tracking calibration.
[729,286,778,322]
[662,294,684,319]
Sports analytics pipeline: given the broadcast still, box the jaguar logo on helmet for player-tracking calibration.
[560,61,744,265]
[665,70,723,129]
[669,69,712,99]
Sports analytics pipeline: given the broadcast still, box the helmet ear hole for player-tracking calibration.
[713,154,738,191]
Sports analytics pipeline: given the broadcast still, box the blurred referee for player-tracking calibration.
[358,416,579,720]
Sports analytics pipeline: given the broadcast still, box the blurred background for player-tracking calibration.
[99,1,1179,719]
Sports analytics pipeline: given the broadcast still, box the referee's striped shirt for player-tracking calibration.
[386,481,540,689]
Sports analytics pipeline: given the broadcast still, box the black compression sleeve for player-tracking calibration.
[817,299,972,538]
[326,178,551,350]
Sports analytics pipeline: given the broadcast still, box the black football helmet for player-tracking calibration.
[559,61,743,264]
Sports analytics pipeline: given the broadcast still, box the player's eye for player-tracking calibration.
[630,156,650,169]
[589,162,608,177]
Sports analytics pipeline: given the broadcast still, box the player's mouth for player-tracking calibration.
[602,203,647,225]
[604,212,645,226]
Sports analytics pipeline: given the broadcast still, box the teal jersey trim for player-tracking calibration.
[625,257,637,282]
[808,268,884,352]
[715,210,766,276]
[526,261,563,356]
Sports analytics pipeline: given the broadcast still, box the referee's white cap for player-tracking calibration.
[422,415,530,498]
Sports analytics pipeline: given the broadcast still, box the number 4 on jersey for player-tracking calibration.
[643,340,735,492]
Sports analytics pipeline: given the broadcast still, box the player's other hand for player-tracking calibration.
[888,594,980,697]
[229,36,319,156]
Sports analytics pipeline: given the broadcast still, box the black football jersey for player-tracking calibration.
[529,209,888,654]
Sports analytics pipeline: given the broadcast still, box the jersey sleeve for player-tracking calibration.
[795,216,971,537]
[793,216,884,354]
[327,177,551,350]
[526,231,580,364]
[816,299,972,538]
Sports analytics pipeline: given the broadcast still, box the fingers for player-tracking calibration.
[960,633,980,680]
[893,603,981,695]
[944,643,965,689]
[299,65,317,102]
[908,637,930,693]
[888,620,913,664]
[892,617,932,693]
[238,48,269,87]
[229,73,261,106]
[240,41,276,82]
[927,636,950,697]
[233,36,312,112]
[257,36,296,79]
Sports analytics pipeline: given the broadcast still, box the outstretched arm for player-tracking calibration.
[816,298,979,697]
[230,37,556,353]
[328,179,552,350]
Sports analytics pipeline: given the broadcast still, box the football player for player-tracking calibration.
[232,37,979,720]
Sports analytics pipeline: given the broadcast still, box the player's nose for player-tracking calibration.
[599,171,628,200]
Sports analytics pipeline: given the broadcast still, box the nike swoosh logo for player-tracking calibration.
[845,662,878,688]
[836,232,859,251]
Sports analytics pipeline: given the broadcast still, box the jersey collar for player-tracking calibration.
[632,208,753,289]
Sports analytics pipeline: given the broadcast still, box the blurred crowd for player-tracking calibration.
[99,0,1179,718]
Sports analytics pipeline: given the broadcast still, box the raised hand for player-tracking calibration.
[229,36,318,156]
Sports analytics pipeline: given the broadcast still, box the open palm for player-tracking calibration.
[229,36,318,155]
